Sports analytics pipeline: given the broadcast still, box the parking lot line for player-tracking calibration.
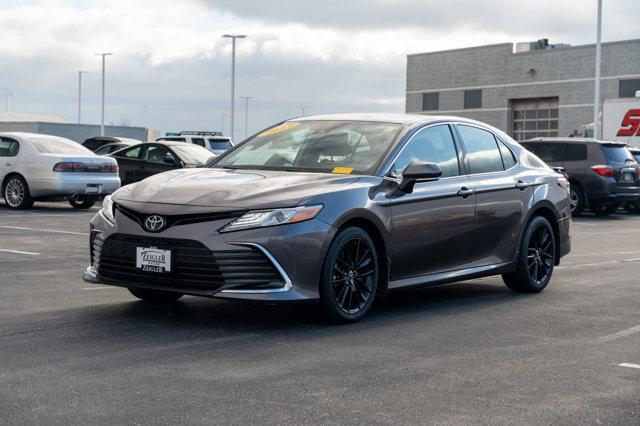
[0,248,40,255]
[599,325,640,343]
[618,363,640,370]
[557,257,640,270]
[0,225,88,236]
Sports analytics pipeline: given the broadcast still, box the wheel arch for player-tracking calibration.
[523,202,562,266]
[1,172,27,193]
[332,213,391,299]
[568,178,588,205]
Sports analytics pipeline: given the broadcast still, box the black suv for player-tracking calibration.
[626,147,640,213]
[521,138,640,216]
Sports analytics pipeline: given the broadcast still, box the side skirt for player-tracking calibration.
[387,261,513,291]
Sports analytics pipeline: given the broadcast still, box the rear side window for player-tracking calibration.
[392,125,460,178]
[458,125,504,174]
[565,144,587,161]
[192,138,206,147]
[498,141,516,169]
[0,139,19,157]
[522,143,563,162]
[601,145,635,165]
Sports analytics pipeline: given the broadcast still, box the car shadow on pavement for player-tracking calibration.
[63,281,527,346]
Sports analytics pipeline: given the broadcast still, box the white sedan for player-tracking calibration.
[0,132,121,209]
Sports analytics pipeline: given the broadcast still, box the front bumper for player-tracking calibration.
[84,203,334,302]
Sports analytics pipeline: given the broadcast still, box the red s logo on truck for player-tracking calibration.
[617,109,640,137]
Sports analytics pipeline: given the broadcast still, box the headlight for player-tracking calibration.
[101,195,115,223]
[219,205,323,233]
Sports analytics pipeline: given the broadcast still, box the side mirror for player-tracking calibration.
[398,161,442,193]
[163,155,177,165]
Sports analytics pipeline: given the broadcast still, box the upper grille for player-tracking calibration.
[97,234,284,294]
[115,204,246,232]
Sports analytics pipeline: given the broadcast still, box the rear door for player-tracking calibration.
[111,145,144,185]
[0,137,19,183]
[456,124,533,267]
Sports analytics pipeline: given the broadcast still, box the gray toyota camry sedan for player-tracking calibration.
[84,114,571,322]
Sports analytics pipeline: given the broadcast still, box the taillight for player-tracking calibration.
[53,162,74,172]
[591,165,614,177]
[53,162,118,173]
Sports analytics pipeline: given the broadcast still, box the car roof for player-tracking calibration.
[289,113,487,126]
[0,132,72,141]
[523,137,627,146]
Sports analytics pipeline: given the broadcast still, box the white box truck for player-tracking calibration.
[602,97,640,145]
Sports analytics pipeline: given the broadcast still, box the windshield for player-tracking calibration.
[214,120,402,174]
[601,144,636,166]
[209,140,233,151]
[171,144,213,166]
[29,138,93,155]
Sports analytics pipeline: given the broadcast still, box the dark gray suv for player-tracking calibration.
[521,138,640,216]
[84,114,571,322]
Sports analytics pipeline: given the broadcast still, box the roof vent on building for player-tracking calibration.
[515,39,571,53]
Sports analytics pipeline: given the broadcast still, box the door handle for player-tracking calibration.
[457,187,475,198]
[515,180,530,190]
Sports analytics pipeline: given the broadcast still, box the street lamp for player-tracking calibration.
[299,106,309,116]
[143,104,149,127]
[220,112,227,135]
[593,0,603,140]
[95,53,113,136]
[5,93,13,112]
[240,96,253,139]
[78,71,89,123]
[222,34,246,140]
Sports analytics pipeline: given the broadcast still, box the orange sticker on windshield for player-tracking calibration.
[332,167,353,174]
[257,122,299,137]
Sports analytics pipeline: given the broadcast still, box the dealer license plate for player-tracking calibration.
[136,247,172,273]
[622,172,633,182]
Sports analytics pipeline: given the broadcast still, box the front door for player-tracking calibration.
[138,144,178,181]
[388,124,476,280]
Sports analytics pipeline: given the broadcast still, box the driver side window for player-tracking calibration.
[143,145,175,163]
[392,125,460,178]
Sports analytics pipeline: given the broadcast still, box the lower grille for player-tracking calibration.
[97,234,284,293]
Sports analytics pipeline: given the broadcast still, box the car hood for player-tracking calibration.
[113,168,361,209]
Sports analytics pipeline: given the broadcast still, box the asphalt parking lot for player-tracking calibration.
[0,201,638,424]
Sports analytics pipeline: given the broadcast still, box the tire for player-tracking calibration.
[502,216,556,293]
[624,201,640,214]
[69,199,96,209]
[128,288,183,302]
[590,203,618,216]
[569,185,584,215]
[320,227,379,323]
[3,175,34,209]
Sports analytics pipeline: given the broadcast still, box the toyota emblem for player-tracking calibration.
[144,215,166,232]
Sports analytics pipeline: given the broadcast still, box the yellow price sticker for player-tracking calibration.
[257,122,299,137]
[332,167,353,174]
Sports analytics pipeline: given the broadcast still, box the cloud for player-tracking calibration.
[0,0,637,137]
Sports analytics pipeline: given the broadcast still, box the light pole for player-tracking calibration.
[299,106,309,116]
[593,0,603,139]
[222,34,246,140]
[78,71,89,123]
[220,112,226,135]
[95,53,113,136]
[5,93,13,112]
[240,96,253,139]
[143,104,149,127]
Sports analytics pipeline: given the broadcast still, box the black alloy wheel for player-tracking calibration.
[503,216,556,293]
[321,227,378,322]
[69,199,96,209]
[526,223,554,286]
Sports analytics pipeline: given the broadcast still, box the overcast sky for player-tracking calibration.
[0,0,638,138]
